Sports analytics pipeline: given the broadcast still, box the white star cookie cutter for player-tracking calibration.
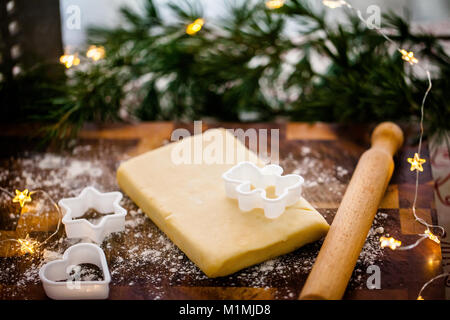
[39,243,111,300]
[59,187,127,243]
[222,161,304,219]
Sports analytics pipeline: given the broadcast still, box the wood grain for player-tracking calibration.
[0,122,445,300]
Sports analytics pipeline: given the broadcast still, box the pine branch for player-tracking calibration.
[2,0,448,141]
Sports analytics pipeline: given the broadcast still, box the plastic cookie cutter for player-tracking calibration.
[59,187,127,243]
[39,243,111,300]
[222,161,304,219]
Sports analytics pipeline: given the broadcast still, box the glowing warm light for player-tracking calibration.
[86,45,105,61]
[407,153,426,172]
[266,0,285,9]
[417,295,424,300]
[12,189,32,208]
[59,54,80,69]
[399,49,418,65]
[186,18,205,36]
[322,0,347,8]
[380,236,402,250]
[424,229,440,244]
[17,235,38,254]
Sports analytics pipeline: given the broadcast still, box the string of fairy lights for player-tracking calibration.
[0,187,62,255]
[307,0,448,300]
[59,45,105,69]
[58,20,203,69]
[59,18,203,69]
[0,0,447,300]
[1,46,105,254]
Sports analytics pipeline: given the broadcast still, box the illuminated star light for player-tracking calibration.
[380,236,402,250]
[266,0,285,10]
[12,189,32,208]
[86,45,105,61]
[424,229,440,244]
[186,18,205,36]
[322,0,348,9]
[400,49,419,65]
[407,153,426,172]
[59,54,80,69]
[17,235,38,254]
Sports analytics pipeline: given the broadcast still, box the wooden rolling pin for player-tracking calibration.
[299,122,404,300]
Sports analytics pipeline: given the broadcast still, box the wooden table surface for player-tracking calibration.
[0,122,447,300]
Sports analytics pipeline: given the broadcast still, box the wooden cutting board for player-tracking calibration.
[0,122,445,300]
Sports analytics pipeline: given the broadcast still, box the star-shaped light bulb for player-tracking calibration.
[407,153,426,172]
[399,49,419,65]
[86,45,105,61]
[12,189,32,208]
[186,18,204,36]
[59,54,80,69]
[266,0,285,9]
[424,229,440,244]
[380,236,402,250]
[17,235,38,254]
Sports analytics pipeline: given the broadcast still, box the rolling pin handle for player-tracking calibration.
[370,122,404,156]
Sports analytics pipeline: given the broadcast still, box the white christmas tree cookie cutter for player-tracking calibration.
[59,187,127,243]
[222,161,304,219]
[39,243,111,300]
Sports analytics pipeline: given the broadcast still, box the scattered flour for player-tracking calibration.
[0,144,386,299]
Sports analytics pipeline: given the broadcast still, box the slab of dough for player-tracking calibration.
[117,128,329,277]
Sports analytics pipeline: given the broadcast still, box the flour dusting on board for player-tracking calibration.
[0,143,385,299]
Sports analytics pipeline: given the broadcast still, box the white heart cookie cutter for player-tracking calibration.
[39,243,111,300]
[59,187,127,243]
[222,161,304,219]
